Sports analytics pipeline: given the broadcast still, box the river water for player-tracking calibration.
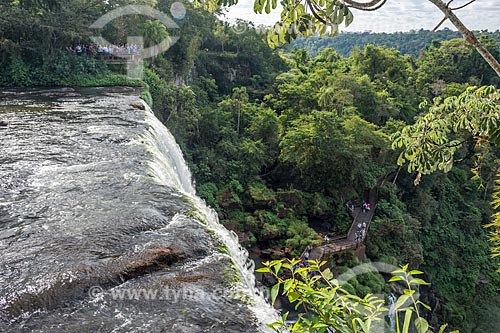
[0,87,276,332]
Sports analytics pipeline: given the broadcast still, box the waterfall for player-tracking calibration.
[141,104,278,328]
[141,110,196,195]
[0,88,278,332]
[388,293,397,332]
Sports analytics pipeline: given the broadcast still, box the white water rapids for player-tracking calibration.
[142,103,279,328]
[0,87,278,332]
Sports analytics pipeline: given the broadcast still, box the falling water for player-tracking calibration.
[142,103,278,326]
[388,293,397,332]
[0,87,277,332]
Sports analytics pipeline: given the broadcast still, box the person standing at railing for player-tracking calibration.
[130,44,135,60]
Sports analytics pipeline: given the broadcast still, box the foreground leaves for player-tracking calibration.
[392,86,500,180]
[391,86,500,267]
[257,260,457,333]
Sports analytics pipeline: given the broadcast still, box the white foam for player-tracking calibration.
[140,102,278,330]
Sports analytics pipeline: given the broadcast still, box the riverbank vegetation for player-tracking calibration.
[2,0,500,331]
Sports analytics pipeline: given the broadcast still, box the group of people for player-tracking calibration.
[355,221,367,243]
[296,246,319,276]
[295,245,313,267]
[68,43,141,59]
[346,200,371,214]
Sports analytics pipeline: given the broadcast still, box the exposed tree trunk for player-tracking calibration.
[346,0,500,77]
[427,0,500,78]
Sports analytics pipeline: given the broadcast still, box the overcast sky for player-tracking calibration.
[222,0,499,32]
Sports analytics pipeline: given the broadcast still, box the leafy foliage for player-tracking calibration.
[3,0,500,329]
[290,29,500,58]
[257,260,455,333]
[152,36,500,330]
[392,86,500,179]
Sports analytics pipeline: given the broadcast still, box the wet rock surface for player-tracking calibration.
[0,88,265,332]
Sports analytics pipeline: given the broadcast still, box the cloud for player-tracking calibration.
[223,0,500,32]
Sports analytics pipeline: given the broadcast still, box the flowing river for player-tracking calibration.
[0,87,276,332]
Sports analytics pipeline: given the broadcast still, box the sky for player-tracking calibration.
[222,0,500,33]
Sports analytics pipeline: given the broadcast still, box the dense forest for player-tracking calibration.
[1,0,500,331]
[290,29,500,57]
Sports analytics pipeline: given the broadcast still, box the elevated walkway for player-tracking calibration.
[300,183,381,262]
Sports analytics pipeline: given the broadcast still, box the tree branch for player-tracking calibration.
[344,0,388,11]
[432,16,447,32]
[305,0,327,25]
[427,0,500,78]
[450,0,476,11]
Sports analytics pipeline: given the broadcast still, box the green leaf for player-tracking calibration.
[403,289,416,296]
[395,294,410,310]
[253,0,263,13]
[271,284,279,305]
[388,276,404,283]
[415,317,429,333]
[409,270,424,275]
[273,262,283,275]
[345,10,354,27]
[403,309,412,333]
[409,278,431,286]
[438,324,448,333]
[391,268,405,275]
[397,152,406,166]
[352,317,369,333]
[283,279,293,292]
[417,300,432,311]
[288,291,300,303]
[265,0,271,14]
[323,268,333,280]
